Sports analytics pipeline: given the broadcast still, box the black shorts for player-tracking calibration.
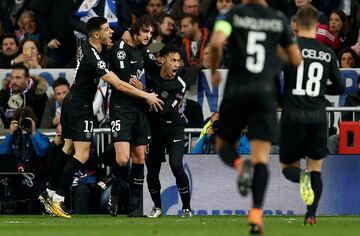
[217,91,279,144]
[109,105,151,145]
[279,113,328,164]
[61,95,94,141]
[147,122,184,163]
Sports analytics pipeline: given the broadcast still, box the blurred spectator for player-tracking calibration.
[0,106,49,213]
[154,13,182,46]
[192,118,251,155]
[12,39,56,69]
[171,0,208,27]
[0,0,32,33]
[180,14,210,67]
[40,77,70,129]
[288,0,328,24]
[27,0,78,68]
[0,34,20,68]
[15,10,40,46]
[0,20,4,38]
[69,0,132,42]
[316,9,351,52]
[146,0,166,18]
[0,64,48,128]
[203,0,236,30]
[338,47,359,68]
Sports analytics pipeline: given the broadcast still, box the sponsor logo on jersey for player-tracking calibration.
[117,50,126,60]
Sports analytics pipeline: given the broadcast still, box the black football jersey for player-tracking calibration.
[144,52,187,125]
[283,37,345,111]
[70,40,109,103]
[218,3,295,88]
[109,40,146,109]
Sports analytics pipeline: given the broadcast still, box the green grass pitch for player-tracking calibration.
[0,215,360,236]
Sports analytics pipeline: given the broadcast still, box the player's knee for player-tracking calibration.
[116,155,129,166]
[132,155,145,164]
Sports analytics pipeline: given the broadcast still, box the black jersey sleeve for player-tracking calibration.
[158,86,185,117]
[143,50,158,73]
[278,12,296,48]
[326,50,345,95]
[87,47,110,78]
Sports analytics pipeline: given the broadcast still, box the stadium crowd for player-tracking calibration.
[0,0,359,226]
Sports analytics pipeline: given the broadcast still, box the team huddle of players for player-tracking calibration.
[38,1,345,235]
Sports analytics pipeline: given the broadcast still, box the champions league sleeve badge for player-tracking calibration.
[7,94,24,109]
[117,50,126,60]
[97,60,107,70]
[149,53,156,61]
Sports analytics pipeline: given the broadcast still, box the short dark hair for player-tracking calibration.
[86,16,108,35]
[338,47,359,67]
[157,13,175,24]
[295,5,319,30]
[52,77,70,90]
[21,38,42,53]
[180,14,198,25]
[159,44,181,57]
[147,0,167,5]
[1,33,19,46]
[12,64,29,78]
[130,15,158,38]
[12,106,37,123]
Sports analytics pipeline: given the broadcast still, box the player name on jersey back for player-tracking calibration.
[232,16,283,32]
[302,48,331,62]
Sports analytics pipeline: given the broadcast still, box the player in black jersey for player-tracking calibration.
[208,0,302,234]
[280,6,345,226]
[107,16,159,217]
[144,45,192,218]
[38,17,163,218]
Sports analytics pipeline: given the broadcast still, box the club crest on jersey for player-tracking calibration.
[117,50,126,60]
[161,91,169,99]
[149,53,155,61]
[97,60,106,70]
[85,132,92,139]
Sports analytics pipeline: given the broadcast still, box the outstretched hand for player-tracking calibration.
[146,92,164,112]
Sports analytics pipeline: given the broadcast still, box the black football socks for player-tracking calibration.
[306,171,323,217]
[56,157,83,197]
[48,150,72,190]
[251,163,269,209]
[129,163,144,213]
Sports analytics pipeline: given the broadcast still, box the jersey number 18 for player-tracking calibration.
[292,61,324,97]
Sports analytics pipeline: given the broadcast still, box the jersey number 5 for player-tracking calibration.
[246,31,266,73]
[292,61,324,97]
